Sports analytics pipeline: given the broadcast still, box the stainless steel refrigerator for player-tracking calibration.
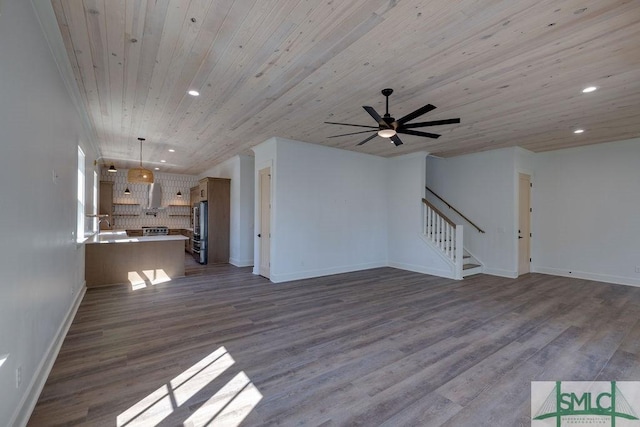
[193,201,208,264]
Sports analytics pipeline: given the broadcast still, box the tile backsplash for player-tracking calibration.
[101,168,199,230]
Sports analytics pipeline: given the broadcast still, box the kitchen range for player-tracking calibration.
[142,226,169,237]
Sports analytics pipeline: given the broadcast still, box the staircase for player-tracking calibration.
[422,198,482,279]
[462,250,482,277]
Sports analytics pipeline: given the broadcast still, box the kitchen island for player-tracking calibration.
[85,231,188,287]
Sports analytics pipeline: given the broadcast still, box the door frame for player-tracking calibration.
[517,172,532,276]
[258,166,271,278]
[254,159,273,279]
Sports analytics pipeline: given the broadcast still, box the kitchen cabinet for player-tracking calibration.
[201,177,231,263]
[99,181,113,230]
[190,186,199,205]
[198,178,209,201]
[182,229,193,253]
[85,236,187,287]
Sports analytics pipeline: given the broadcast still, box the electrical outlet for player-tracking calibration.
[15,366,22,388]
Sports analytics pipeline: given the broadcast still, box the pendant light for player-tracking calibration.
[127,137,154,184]
[176,191,182,197]
[124,187,131,195]
[108,164,117,173]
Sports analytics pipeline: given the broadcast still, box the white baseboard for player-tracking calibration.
[270,261,388,283]
[229,257,254,268]
[10,282,87,427]
[532,266,640,288]
[483,268,518,279]
[388,261,457,280]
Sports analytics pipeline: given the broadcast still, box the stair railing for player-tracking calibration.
[425,186,485,234]
[422,198,463,277]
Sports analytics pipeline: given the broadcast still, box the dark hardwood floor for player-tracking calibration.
[29,256,640,426]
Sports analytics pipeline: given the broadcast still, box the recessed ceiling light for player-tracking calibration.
[582,86,597,93]
[188,90,200,96]
[154,167,160,170]
[574,129,585,134]
[160,160,167,163]
[168,149,175,152]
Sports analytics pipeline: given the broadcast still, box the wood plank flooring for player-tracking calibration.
[29,257,640,426]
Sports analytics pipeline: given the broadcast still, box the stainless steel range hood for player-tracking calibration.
[147,183,163,209]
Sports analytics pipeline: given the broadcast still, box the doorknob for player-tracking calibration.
[258,233,261,238]
[518,236,523,239]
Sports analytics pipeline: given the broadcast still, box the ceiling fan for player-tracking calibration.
[325,88,460,146]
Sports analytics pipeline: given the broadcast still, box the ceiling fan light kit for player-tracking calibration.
[378,129,397,138]
[326,88,460,147]
[127,137,154,184]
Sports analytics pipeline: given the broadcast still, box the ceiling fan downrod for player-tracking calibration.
[382,88,393,117]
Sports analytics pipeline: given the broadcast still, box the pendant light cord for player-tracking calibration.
[138,137,146,167]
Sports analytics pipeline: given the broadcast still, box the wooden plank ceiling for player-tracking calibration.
[51,0,640,174]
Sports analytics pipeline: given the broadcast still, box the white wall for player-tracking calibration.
[0,1,98,424]
[532,138,640,286]
[253,138,388,283]
[426,148,519,277]
[200,155,255,266]
[388,153,455,278]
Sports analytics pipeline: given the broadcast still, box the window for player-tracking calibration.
[77,146,85,242]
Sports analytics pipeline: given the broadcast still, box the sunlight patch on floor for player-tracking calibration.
[128,269,172,290]
[128,272,147,290]
[183,371,263,427]
[142,269,171,285]
[116,346,261,426]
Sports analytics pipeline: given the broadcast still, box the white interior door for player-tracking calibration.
[518,173,531,275]
[259,167,271,278]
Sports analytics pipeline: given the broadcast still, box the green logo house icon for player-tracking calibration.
[532,381,640,427]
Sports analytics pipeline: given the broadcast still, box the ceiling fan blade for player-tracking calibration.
[328,129,377,138]
[390,135,403,146]
[363,106,387,127]
[402,118,461,129]
[397,104,436,125]
[397,129,441,139]
[324,121,378,129]
[356,133,378,146]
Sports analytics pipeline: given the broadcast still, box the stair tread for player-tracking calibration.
[463,263,481,270]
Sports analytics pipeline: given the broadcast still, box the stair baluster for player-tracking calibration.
[422,198,466,279]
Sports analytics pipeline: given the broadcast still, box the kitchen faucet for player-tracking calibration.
[98,217,111,228]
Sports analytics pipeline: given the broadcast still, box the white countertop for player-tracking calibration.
[86,231,189,245]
